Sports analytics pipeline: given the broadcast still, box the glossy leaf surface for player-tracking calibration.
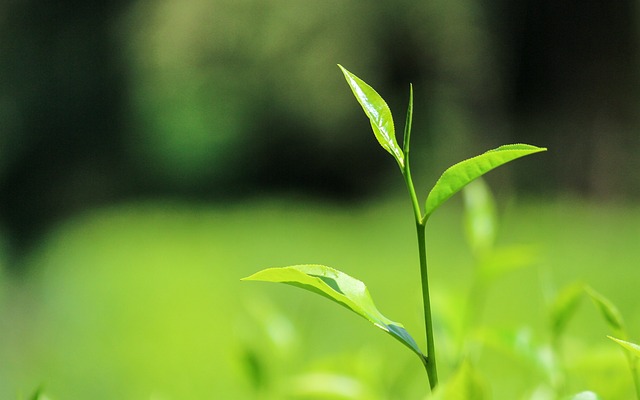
[425,144,546,219]
[243,264,424,359]
[339,65,404,167]
[609,336,640,358]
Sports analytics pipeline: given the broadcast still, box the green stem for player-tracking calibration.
[402,162,438,390]
[416,220,438,390]
[401,84,437,390]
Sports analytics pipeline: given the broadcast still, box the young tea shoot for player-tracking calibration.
[243,65,546,393]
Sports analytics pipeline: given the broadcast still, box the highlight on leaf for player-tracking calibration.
[338,65,404,167]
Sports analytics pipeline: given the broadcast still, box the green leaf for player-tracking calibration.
[425,144,546,219]
[609,336,640,358]
[550,282,585,339]
[585,286,627,338]
[338,65,404,167]
[462,178,497,257]
[242,264,425,360]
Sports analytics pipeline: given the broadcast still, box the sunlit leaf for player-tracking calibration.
[608,336,640,358]
[338,65,404,167]
[585,286,627,338]
[550,282,585,339]
[242,264,425,360]
[463,178,497,257]
[429,361,485,400]
[425,144,547,219]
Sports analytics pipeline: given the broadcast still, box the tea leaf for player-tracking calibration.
[425,144,546,219]
[608,336,640,358]
[550,282,585,339]
[243,264,425,360]
[585,286,627,338]
[338,65,404,167]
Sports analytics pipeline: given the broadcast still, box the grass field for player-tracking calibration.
[1,196,638,399]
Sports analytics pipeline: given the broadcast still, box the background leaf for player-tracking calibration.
[585,286,627,338]
[549,282,585,340]
[463,178,497,258]
[425,144,546,219]
[242,264,425,361]
[338,65,404,167]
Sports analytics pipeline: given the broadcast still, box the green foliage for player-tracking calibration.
[3,199,640,398]
[585,286,640,398]
[244,65,546,395]
[243,265,424,361]
[550,282,586,340]
[425,144,546,220]
[339,65,404,168]
[585,286,627,338]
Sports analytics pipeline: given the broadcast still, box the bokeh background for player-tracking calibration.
[1,0,639,398]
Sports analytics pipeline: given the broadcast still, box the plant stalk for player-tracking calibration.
[401,85,437,390]
[402,164,438,390]
[416,220,438,390]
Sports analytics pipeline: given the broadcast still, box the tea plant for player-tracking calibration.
[586,286,640,398]
[524,282,640,399]
[243,65,546,393]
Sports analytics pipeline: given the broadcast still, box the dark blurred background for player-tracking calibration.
[1,0,639,263]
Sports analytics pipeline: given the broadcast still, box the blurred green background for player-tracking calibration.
[1,0,639,398]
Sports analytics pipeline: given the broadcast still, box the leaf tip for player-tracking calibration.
[241,270,263,282]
